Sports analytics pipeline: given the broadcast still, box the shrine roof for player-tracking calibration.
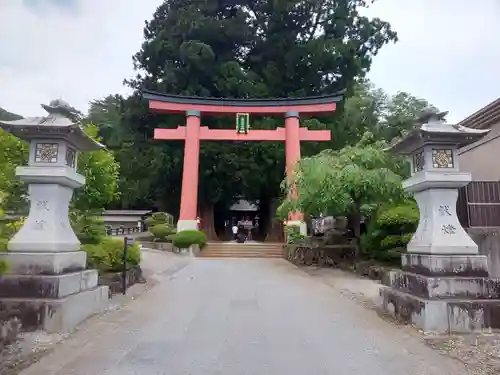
[457,97,500,130]
[143,90,345,114]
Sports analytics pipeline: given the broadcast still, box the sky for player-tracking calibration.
[0,0,499,123]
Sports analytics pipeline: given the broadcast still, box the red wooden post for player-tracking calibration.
[285,111,303,223]
[178,111,201,231]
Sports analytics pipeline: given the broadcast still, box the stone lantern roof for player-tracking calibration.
[389,111,490,155]
[0,99,104,151]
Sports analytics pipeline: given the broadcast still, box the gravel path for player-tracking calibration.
[18,258,470,375]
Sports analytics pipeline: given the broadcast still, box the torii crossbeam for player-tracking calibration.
[143,90,344,233]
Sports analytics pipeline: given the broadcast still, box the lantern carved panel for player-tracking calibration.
[65,147,76,168]
[35,143,58,163]
[413,151,425,172]
[432,149,454,168]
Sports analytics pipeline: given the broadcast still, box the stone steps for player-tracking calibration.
[198,242,284,258]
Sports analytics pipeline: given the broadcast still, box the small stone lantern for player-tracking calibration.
[0,100,109,332]
[380,111,500,333]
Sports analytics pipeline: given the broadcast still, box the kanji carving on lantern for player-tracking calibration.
[438,205,451,216]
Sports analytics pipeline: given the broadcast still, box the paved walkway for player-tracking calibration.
[21,259,469,375]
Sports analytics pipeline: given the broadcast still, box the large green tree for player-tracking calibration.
[278,132,405,256]
[0,109,28,212]
[328,81,439,148]
[73,124,120,212]
[114,0,398,239]
[378,92,439,142]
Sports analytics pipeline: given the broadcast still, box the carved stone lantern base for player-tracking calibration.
[379,179,500,333]
[0,266,108,332]
[379,256,500,333]
[0,168,109,333]
[0,182,109,332]
[379,176,500,333]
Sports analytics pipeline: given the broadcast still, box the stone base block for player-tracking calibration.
[0,286,109,333]
[402,253,489,277]
[0,251,86,275]
[286,220,307,236]
[0,270,98,298]
[177,220,198,232]
[98,266,143,295]
[380,286,500,333]
[188,244,200,257]
[385,270,500,300]
[140,241,174,252]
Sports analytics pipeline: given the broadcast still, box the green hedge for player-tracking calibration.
[376,204,419,234]
[82,237,141,272]
[70,212,106,245]
[145,212,174,228]
[361,202,418,264]
[169,230,207,249]
[286,225,305,244]
[149,223,175,242]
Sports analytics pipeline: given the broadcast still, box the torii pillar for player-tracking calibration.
[143,91,344,235]
[284,111,305,233]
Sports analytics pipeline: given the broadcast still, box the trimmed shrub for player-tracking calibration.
[145,212,174,228]
[149,224,174,242]
[380,233,414,249]
[70,212,105,245]
[83,237,141,272]
[152,212,168,222]
[170,230,207,249]
[144,217,157,227]
[286,225,305,244]
[376,204,419,234]
[361,202,419,264]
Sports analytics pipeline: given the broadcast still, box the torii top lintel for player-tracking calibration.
[143,90,344,115]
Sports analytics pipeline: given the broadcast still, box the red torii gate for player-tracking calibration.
[143,91,344,233]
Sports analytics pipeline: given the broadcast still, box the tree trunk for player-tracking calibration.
[199,203,219,241]
[265,198,284,242]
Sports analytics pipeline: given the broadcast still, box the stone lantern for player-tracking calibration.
[380,111,500,333]
[0,100,109,332]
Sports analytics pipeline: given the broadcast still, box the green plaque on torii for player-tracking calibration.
[236,113,249,134]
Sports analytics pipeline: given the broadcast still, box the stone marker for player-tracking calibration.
[0,100,109,333]
[380,111,500,333]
